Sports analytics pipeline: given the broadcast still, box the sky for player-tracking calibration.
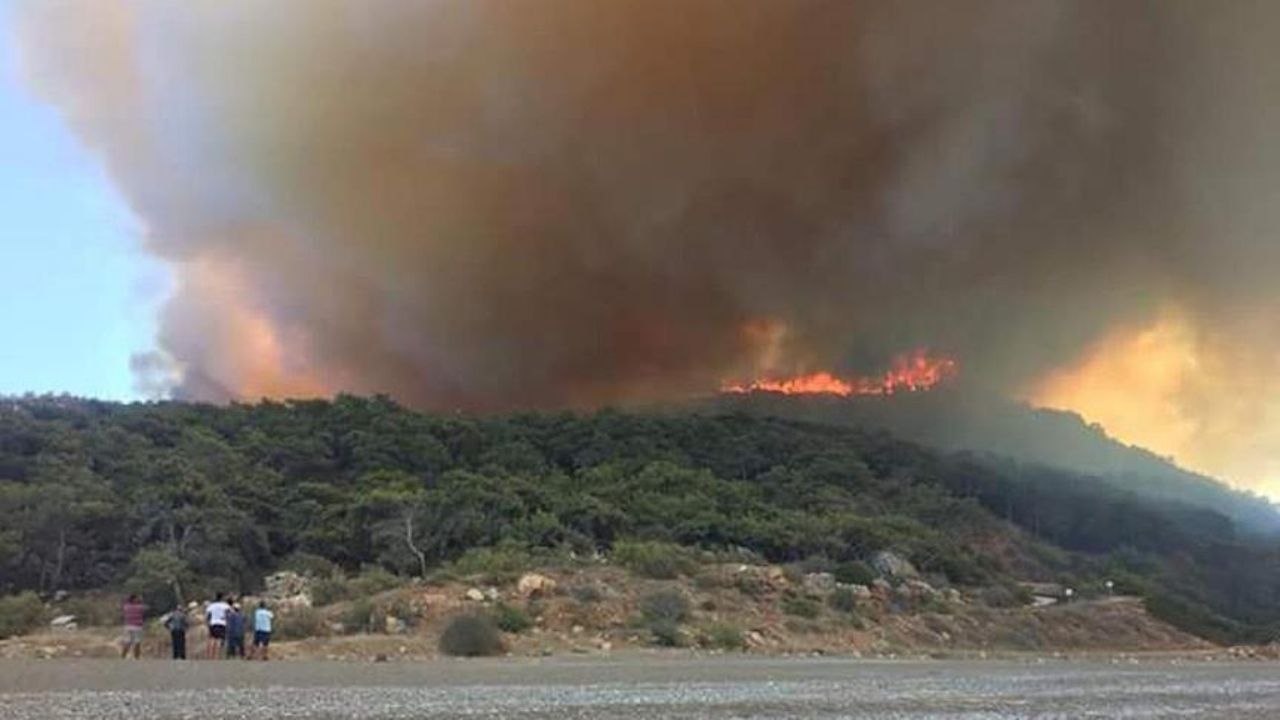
[0,9,167,401]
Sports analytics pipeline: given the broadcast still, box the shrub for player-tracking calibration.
[1144,594,1248,645]
[648,619,687,647]
[340,597,380,634]
[797,555,836,575]
[981,584,1033,609]
[828,587,858,613]
[311,575,353,607]
[439,614,505,657]
[692,572,729,591]
[733,573,770,598]
[781,565,805,586]
[781,594,821,619]
[349,566,401,597]
[492,603,533,634]
[450,543,534,581]
[613,541,697,579]
[917,548,991,586]
[0,592,45,639]
[640,589,691,624]
[709,546,767,565]
[703,622,746,651]
[274,606,328,641]
[570,584,604,604]
[57,594,118,627]
[784,617,823,635]
[918,595,953,615]
[832,561,876,586]
[385,596,422,625]
[280,552,340,579]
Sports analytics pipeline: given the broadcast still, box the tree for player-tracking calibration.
[125,546,195,609]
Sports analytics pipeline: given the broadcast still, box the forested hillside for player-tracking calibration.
[708,390,1280,535]
[2,395,1278,642]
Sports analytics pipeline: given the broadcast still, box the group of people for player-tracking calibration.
[120,592,275,660]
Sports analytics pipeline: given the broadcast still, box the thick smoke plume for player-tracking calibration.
[14,2,1280,488]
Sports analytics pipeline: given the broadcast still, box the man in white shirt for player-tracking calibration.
[204,592,231,659]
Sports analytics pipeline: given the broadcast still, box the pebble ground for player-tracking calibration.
[1,656,1278,718]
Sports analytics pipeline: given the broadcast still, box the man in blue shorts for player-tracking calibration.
[250,600,274,661]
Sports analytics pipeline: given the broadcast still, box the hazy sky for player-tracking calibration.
[0,12,166,400]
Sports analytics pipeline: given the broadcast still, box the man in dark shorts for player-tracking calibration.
[225,602,247,659]
[205,592,231,659]
[250,600,274,661]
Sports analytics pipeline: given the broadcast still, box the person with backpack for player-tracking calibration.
[163,603,189,659]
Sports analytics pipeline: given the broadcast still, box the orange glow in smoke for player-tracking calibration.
[183,254,332,400]
[722,350,958,397]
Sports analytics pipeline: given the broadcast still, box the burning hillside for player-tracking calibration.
[722,351,957,397]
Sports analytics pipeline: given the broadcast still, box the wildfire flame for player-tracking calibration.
[721,350,958,397]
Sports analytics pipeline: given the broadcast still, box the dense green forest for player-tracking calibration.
[709,389,1280,534]
[2,395,1278,642]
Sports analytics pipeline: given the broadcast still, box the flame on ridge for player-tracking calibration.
[721,350,957,397]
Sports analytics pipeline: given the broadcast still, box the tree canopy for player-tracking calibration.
[1,395,1277,642]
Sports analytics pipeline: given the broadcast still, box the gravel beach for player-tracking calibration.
[1,656,1278,719]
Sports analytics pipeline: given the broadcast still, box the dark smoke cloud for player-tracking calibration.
[13,1,1280,431]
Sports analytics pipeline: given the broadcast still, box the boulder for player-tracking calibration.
[280,593,313,609]
[803,573,837,594]
[465,588,486,602]
[420,592,459,615]
[49,615,77,631]
[870,550,918,579]
[765,566,790,589]
[517,573,557,598]
[264,571,314,608]
[839,583,873,600]
[870,578,893,598]
[901,579,937,599]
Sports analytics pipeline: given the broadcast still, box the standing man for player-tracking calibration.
[250,600,274,661]
[225,602,247,659]
[164,603,189,659]
[120,594,146,659]
[204,592,231,659]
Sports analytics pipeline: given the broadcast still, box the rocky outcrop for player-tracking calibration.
[803,573,836,594]
[870,551,918,580]
[517,573,557,598]
[264,571,314,608]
